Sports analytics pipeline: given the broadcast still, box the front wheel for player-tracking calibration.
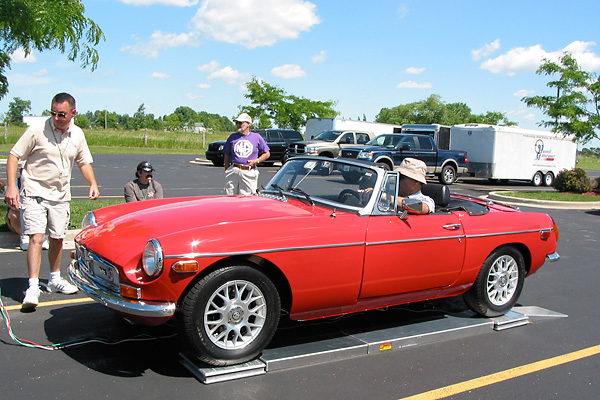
[179,265,281,366]
[463,246,525,317]
[439,165,456,185]
[532,171,543,186]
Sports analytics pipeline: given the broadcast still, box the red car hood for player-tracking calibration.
[76,195,324,268]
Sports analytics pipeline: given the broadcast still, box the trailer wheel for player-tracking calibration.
[439,165,456,185]
[543,172,554,187]
[532,171,543,186]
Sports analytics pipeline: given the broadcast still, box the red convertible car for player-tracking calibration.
[69,157,559,366]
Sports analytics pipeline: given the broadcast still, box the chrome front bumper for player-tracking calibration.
[68,260,176,319]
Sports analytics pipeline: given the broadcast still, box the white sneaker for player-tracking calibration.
[48,277,78,294]
[42,236,49,250]
[20,235,29,251]
[22,286,41,308]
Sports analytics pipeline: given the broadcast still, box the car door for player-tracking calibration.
[267,130,285,160]
[359,175,465,299]
[412,135,437,170]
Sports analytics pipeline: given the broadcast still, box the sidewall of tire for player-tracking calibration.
[463,246,525,317]
[180,265,280,366]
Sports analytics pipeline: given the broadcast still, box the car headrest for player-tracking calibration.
[421,183,450,207]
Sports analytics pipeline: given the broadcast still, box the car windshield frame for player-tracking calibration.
[260,157,398,215]
[366,134,403,147]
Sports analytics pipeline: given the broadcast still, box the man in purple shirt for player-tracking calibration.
[223,113,270,195]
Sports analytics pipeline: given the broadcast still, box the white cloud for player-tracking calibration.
[11,48,37,63]
[196,83,211,89]
[151,72,171,79]
[121,31,199,58]
[207,66,250,86]
[479,40,600,76]
[32,69,49,77]
[312,50,327,64]
[404,67,425,75]
[471,39,501,61]
[191,0,321,48]
[271,64,306,79]
[8,73,54,86]
[117,0,198,5]
[514,89,534,98]
[186,93,203,99]
[397,5,408,19]
[197,60,220,73]
[397,81,432,89]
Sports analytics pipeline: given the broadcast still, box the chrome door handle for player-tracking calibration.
[443,224,462,230]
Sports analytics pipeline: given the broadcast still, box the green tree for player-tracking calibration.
[376,94,515,126]
[172,106,197,126]
[74,113,89,129]
[7,96,30,123]
[241,78,338,130]
[522,52,600,144]
[0,0,104,99]
[133,103,147,129]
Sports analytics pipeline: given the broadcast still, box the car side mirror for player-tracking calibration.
[399,144,410,151]
[397,198,425,219]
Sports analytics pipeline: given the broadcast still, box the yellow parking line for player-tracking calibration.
[3,297,95,311]
[400,344,600,400]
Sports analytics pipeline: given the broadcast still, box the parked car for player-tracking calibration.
[69,156,559,367]
[285,130,375,159]
[340,133,468,184]
[205,129,303,166]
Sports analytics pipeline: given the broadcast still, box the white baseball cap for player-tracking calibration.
[234,112,252,123]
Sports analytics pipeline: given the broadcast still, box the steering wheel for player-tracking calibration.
[338,189,362,207]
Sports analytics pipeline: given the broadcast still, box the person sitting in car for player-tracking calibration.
[395,158,435,214]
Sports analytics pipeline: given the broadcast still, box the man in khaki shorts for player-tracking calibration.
[4,92,100,309]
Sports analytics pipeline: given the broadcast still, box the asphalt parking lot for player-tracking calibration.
[1,154,600,399]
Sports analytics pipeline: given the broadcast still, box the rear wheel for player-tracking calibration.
[463,246,525,317]
[543,172,554,187]
[180,265,280,366]
[439,165,456,185]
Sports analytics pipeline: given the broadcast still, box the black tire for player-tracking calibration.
[463,246,525,317]
[532,171,543,186]
[180,265,280,366]
[338,189,361,206]
[439,165,456,185]
[375,162,391,171]
[543,172,554,187]
[211,160,224,167]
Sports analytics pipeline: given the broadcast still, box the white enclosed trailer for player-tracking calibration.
[450,124,577,186]
[305,118,401,139]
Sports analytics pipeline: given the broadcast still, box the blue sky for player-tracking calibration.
[2,0,600,147]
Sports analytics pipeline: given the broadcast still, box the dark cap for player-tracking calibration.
[137,161,154,172]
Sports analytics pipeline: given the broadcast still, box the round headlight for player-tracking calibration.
[81,211,97,229]
[142,239,164,278]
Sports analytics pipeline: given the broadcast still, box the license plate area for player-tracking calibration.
[89,256,120,288]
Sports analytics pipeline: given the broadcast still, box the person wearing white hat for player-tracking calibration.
[223,112,270,195]
[395,157,435,214]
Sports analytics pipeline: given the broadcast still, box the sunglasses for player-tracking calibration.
[50,111,68,118]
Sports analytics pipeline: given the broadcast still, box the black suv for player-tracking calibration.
[205,129,303,166]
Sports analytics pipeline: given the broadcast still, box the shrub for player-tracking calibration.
[553,168,591,193]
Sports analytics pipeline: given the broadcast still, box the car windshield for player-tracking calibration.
[366,134,402,147]
[262,158,380,209]
[313,130,342,142]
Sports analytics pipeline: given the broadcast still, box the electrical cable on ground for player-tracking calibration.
[0,283,176,351]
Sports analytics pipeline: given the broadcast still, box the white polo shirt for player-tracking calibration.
[10,118,93,202]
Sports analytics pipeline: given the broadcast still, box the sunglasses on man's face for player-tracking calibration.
[50,111,68,119]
